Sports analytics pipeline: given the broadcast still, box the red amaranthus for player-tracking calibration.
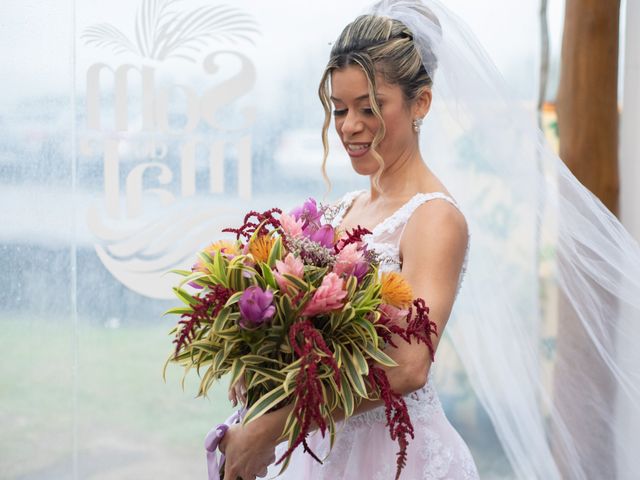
[406,298,438,361]
[369,296,439,479]
[367,361,415,480]
[173,285,233,357]
[275,319,341,465]
[335,225,372,253]
[222,208,282,241]
[375,311,411,348]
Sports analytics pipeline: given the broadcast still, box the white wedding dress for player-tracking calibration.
[266,190,480,480]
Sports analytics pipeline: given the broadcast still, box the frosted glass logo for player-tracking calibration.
[80,0,259,298]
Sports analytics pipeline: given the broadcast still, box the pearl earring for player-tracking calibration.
[412,118,423,133]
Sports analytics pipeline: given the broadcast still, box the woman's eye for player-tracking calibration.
[332,107,377,117]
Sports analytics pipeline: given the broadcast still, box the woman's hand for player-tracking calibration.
[219,420,276,479]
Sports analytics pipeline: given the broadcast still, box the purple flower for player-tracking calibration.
[352,260,369,281]
[290,198,322,228]
[304,224,335,249]
[238,286,275,328]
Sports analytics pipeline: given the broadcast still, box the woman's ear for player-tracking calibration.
[414,87,432,118]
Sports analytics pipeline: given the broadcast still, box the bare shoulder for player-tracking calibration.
[399,198,469,273]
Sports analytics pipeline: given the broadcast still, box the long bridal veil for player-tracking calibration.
[364,1,640,478]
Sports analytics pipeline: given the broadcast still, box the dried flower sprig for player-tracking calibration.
[287,235,336,268]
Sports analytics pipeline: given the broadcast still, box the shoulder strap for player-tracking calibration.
[395,192,470,274]
[376,191,461,237]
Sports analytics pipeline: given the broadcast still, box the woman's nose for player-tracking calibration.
[340,110,362,137]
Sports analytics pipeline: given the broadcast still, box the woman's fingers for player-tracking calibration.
[223,462,252,480]
[228,386,238,407]
[232,378,247,406]
[229,377,247,407]
[256,465,269,478]
[228,467,256,480]
[238,382,247,404]
[255,452,276,477]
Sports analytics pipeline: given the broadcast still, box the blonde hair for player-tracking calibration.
[318,14,436,193]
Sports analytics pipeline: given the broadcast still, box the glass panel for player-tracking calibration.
[0,1,75,478]
[1,1,548,477]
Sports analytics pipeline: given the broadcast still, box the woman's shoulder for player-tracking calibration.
[399,194,469,263]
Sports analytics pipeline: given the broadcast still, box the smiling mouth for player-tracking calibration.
[344,142,371,158]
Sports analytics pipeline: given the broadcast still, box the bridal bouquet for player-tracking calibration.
[164,198,438,479]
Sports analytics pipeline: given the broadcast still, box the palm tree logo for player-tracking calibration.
[81,0,259,62]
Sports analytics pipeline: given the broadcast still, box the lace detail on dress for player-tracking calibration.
[321,369,480,480]
[369,192,460,237]
[345,371,442,431]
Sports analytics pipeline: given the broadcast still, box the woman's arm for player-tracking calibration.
[220,199,469,477]
[395,199,469,387]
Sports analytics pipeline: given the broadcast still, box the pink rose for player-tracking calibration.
[303,272,348,317]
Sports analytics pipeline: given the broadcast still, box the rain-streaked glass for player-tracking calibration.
[0,1,548,478]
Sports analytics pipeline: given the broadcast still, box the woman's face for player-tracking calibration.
[330,65,424,176]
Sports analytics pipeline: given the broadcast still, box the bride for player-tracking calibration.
[216,1,640,479]
[219,5,477,479]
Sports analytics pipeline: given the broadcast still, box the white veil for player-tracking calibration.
[362,1,640,478]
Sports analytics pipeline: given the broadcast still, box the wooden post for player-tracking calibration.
[554,1,620,477]
[556,0,620,215]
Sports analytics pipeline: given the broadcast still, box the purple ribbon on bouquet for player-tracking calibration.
[204,407,246,480]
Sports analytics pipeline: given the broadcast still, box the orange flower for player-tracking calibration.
[380,272,413,308]
[249,235,276,263]
[193,240,240,273]
[205,240,240,257]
